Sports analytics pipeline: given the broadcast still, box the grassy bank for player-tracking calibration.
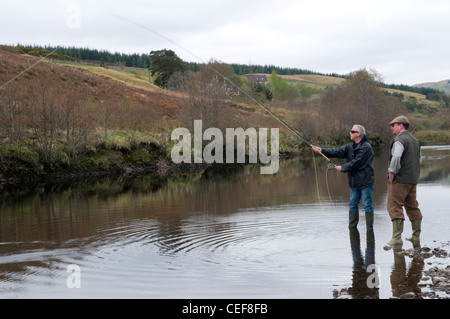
[0,127,311,184]
[0,130,169,183]
[414,130,450,145]
[1,128,448,184]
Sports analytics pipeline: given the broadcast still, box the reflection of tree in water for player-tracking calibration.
[333,229,379,299]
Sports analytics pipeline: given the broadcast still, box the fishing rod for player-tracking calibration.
[229,88,334,166]
[111,15,335,168]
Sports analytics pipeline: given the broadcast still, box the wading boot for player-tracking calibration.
[384,219,404,250]
[348,212,359,229]
[406,218,422,248]
[365,213,374,231]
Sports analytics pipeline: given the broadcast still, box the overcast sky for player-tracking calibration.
[1,0,449,85]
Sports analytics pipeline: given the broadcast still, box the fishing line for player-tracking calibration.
[325,163,337,213]
[312,149,337,213]
[311,148,323,209]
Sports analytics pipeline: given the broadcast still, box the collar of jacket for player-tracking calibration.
[354,134,369,147]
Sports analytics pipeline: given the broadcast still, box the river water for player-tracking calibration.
[0,145,449,299]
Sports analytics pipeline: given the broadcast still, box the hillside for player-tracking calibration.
[2,45,448,129]
[51,59,161,92]
[0,47,178,117]
[1,45,449,182]
[415,79,450,95]
[0,46,280,182]
[5,45,444,107]
[0,47,186,181]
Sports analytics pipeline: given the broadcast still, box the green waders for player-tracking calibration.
[387,218,404,247]
[349,212,359,229]
[405,218,422,248]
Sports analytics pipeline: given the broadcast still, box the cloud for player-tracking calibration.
[1,0,450,85]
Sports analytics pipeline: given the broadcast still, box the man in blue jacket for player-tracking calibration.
[312,125,375,230]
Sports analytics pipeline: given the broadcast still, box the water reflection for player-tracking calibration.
[333,229,379,299]
[420,145,450,184]
[390,247,425,299]
[0,145,449,298]
[349,229,378,299]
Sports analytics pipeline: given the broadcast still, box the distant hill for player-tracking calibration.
[414,79,450,94]
[0,46,180,120]
[2,44,448,113]
[7,44,448,99]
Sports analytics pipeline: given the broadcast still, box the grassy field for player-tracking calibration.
[52,59,442,112]
[281,73,345,85]
[54,60,162,91]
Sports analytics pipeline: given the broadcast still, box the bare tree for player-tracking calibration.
[319,69,407,142]
[27,76,63,162]
[178,62,232,131]
[0,82,27,144]
[346,69,385,126]
[61,91,96,162]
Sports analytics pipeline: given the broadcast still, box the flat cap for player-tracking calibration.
[389,115,409,125]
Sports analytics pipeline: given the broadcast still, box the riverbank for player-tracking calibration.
[0,138,196,185]
[414,129,450,145]
[0,124,313,185]
[1,128,448,185]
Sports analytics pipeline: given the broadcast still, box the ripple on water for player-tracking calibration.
[93,205,343,271]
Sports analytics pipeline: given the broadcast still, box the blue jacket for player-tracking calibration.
[321,135,374,189]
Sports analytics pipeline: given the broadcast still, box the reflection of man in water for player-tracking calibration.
[390,249,424,299]
[348,229,379,299]
[312,125,374,230]
[333,228,378,299]
[386,116,423,249]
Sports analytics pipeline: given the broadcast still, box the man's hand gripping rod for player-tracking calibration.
[311,145,335,170]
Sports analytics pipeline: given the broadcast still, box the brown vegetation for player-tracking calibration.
[317,69,408,143]
[0,48,180,178]
[0,49,276,179]
[1,47,449,181]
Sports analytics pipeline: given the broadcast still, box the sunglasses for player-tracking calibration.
[350,130,359,134]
